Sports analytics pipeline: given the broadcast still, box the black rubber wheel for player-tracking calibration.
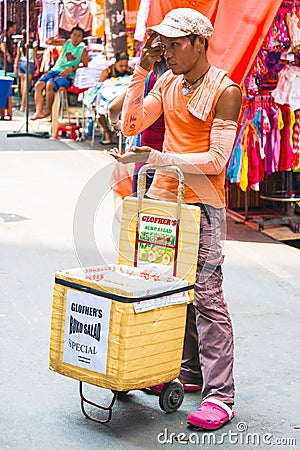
[159,382,184,413]
[259,222,265,230]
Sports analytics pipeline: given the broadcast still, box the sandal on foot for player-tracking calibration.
[187,398,234,430]
[99,139,113,145]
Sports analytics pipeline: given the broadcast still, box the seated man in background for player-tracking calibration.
[97,51,133,144]
[31,25,88,120]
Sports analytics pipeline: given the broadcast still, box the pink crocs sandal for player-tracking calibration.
[187,398,234,430]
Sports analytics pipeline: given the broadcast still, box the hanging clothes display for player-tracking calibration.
[285,6,300,51]
[59,0,92,35]
[91,0,105,38]
[271,64,300,110]
[39,0,59,48]
[227,0,300,193]
[134,0,150,42]
[0,0,38,37]
[293,109,300,168]
[124,0,140,31]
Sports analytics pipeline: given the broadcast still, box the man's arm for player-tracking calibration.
[79,48,89,67]
[45,37,66,46]
[33,44,40,75]
[13,45,21,75]
[108,90,126,132]
[121,33,164,136]
[215,85,242,122]
[0,41,12,62]
[121,64,163,136]
[98,68,109,82]
[113,85,242,175]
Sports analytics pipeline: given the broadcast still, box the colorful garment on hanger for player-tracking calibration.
[59,0,92,33]
[91,0,105,37]
[275,10,290,49]
[261,108,271,160]
[134,0,151,42]
[125,0,140,30]
[39,0,59,48]
[226,124,245,183]
[271,64,300,111]
[262,11,290,51]
[247,123,264,191]
[269,104,283,172]
[239,126,249,191]
[278,104,295,171]
[292,109,300,168]
[285,8,300,51]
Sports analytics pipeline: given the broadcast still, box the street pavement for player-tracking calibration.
[0,111,299,450]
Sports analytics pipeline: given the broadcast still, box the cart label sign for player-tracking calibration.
[138,214,177,270]
[63,290,111,374]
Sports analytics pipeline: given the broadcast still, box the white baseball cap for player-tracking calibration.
[147,8,214,39]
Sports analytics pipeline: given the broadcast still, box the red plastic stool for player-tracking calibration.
[55,124,81,140]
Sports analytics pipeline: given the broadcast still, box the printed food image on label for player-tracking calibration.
[137,213,177,269]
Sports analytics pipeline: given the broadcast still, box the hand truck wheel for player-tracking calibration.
[159,381,184,413]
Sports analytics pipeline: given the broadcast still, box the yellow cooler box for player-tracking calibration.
[50,264,193,392]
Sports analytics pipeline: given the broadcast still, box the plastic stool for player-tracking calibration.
[55,124,81,140]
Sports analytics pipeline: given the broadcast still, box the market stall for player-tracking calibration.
[226,1,300,234]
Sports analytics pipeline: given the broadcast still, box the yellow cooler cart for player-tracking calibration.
[49,165,200,423]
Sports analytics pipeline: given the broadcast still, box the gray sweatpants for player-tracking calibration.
[179,204,235,405]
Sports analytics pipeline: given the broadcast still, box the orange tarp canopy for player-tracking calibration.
[146,0,283,85]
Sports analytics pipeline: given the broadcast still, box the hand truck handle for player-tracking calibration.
[137,164,185,203]
[135,165,184,275]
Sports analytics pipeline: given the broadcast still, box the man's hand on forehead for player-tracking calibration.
[145,32,161,48]
[140,32,163,70]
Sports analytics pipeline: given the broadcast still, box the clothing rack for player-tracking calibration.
[280,1,300,8]
[227,96,292,222]
[244,95,272,100]
[281,0,300,5]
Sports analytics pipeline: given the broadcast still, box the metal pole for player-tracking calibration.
[25,0,29,132]
[3,0,7,75]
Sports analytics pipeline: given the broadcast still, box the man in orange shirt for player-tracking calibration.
[110,8,242,430]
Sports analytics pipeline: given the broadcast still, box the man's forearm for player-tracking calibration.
[146,119,238,175]
[121,63,148,136]
[121,63,162,136]
[45,37,66,46]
